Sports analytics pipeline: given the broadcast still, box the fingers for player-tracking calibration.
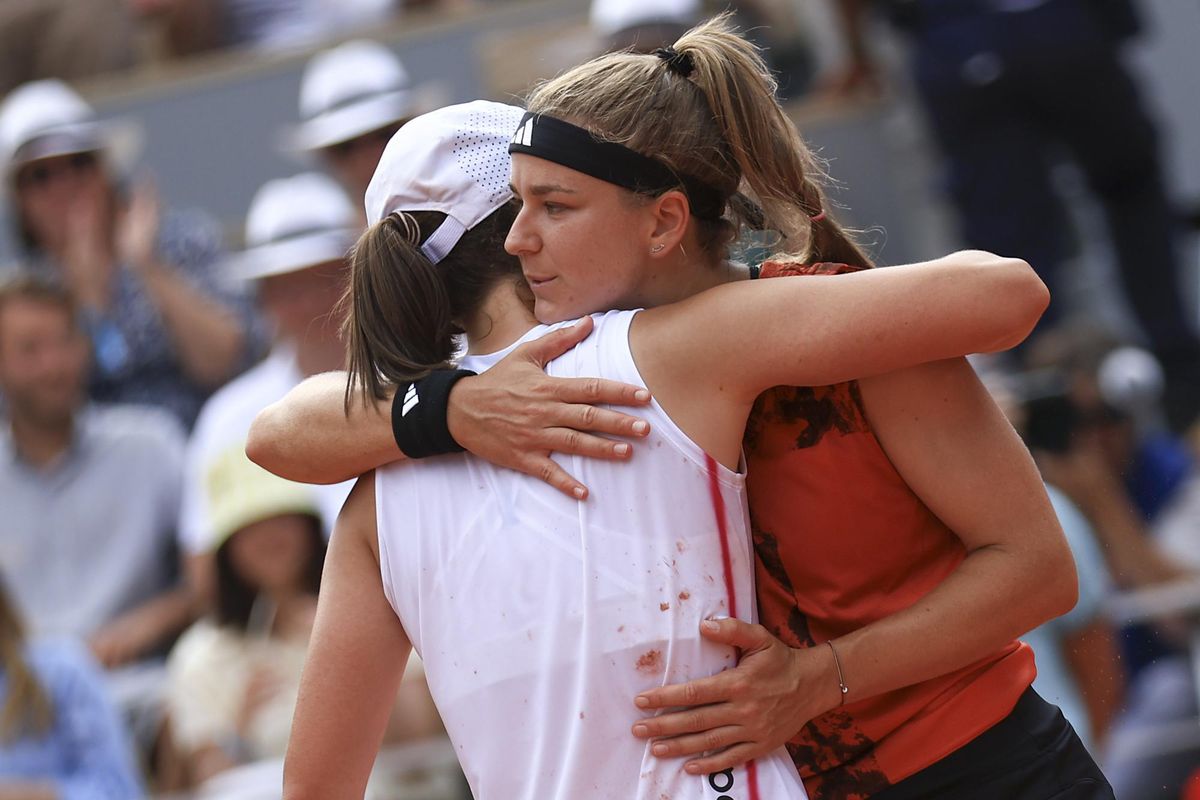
[559,405,649,439]
[635,671,731,711]
[646,725,746,760]
[549,376,651,409]
[632,703,732,740]
[698,618,774,652]
[515,454,589,500]
[521,317,595,368]
[683,743,764,776]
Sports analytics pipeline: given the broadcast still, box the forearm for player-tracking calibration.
[138,262,245,387]
[113,587,196,654]
[833,543,1070,706]
[680,251,1048,396]
[248,372,403,484]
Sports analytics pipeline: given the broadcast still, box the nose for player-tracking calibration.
[504,204,538,257]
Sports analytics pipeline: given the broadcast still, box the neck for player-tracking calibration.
[9,410,75,469]
[641,253,751,308]
[463,279,539,355]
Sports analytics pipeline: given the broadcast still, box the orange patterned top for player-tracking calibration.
[744,261,1035,800]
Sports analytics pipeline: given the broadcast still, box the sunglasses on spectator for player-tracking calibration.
[16,152,99,189]
[323,126,401,160]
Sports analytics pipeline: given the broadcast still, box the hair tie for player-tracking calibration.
[654,47,695,79]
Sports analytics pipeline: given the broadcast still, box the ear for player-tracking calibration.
[647,190,690,258]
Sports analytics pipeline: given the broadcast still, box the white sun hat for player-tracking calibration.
[284,39,417,154]
[589,0,699,37]
[0,79,143,180]
[226,172,359,282]
[364,100,524,264]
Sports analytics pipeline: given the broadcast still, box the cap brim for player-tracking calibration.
[283,91,415,154]
[223,230,355,283]
[5,118,143,178]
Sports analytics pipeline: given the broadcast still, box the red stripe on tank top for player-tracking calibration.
[704,453,761,800]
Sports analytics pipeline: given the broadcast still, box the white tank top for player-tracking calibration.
[375,310,807,800]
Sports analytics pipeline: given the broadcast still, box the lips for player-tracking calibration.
[525,274,557,291]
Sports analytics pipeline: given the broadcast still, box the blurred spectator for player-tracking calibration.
[167,448,443,786]
[0,79,260,429]
[178,174,355,608]
[826,0,1200,431]
[131,0,399,59]
[0,0,139,96]
[0,274,193,671]
[0,573,142,800]
[283,41,423,222]
[590,0,699,53]
[986,375,1126,755]
[166,449,325,784]
[1018,347,1200,800]
[1024,486,1124,756]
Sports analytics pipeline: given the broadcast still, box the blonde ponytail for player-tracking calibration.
[526,12,874,270]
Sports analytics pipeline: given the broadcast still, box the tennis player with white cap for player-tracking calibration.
[281,100,1048,799]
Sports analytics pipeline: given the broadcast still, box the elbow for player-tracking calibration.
[988,256,1049,352]
[245,405,285,475]
[1033,531,1080,625]
[1015,259,1051,337]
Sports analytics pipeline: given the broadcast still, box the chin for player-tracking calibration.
[534,299,575,325]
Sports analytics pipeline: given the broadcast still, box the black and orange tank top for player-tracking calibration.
[745,260,1035,800]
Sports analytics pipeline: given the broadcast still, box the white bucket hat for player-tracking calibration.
[226,172,359,282]
[284,40,417,154]
[0,79,143,181]
[364,100,524,264]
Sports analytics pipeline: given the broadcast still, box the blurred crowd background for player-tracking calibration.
[0,0,1198,798]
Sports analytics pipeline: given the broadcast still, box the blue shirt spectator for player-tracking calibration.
[0,639,142,800]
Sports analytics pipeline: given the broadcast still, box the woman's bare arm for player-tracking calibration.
[632,359,1076,772]
[641,250,1047,410]
[248,317,651,496]
[283,474,411,800]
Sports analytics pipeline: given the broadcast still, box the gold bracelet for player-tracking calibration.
[825,639,849,706]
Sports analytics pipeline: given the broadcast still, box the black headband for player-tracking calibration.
[508,112,725,221]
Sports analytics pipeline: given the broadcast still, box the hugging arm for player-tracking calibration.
[247,316,651,497]
[640,250,1047,406]
[283,474,411,800]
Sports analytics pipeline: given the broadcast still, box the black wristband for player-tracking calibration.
[391,369,477,458]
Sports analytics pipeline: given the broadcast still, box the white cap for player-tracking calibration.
[365,100,523,264]
[284,40,415,153]
[226,172,358,281]
[590,0,699,36]
[0,79,142,179]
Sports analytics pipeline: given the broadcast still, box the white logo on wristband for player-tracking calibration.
[402,384,419,416]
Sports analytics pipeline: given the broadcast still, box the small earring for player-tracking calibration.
[650,244,665,254]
